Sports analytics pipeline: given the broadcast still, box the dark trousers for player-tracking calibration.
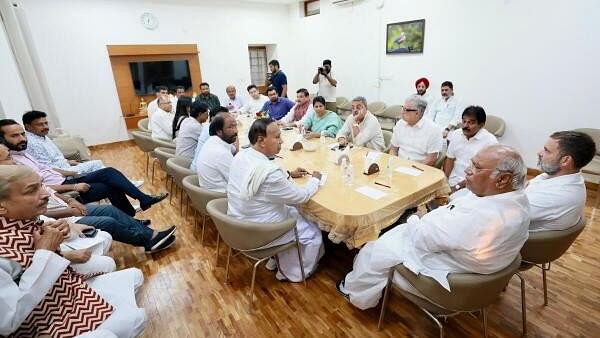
[64,167,152,216]
[77,204,153,248]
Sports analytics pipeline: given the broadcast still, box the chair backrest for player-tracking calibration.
[520,217,586,264]
[382,130,393,152]
[379,105,403,119]
[153,147,176,169]
[573,128,600,156]
[206,198,296,251]
[336,96,349,109]
[397,254,522,312]
[182,175,226,216]
[137,118,150,132]
[166,157,194,185]
[152,137,176,149]
[367,101,387,115]
[484,115,506,137]
[131,130,156,153]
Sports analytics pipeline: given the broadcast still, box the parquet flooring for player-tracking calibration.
[93,141,600,337]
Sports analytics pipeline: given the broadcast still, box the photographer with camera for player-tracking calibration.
[312,59,338,112]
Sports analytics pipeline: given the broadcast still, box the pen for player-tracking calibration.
[374,181,391,188]
[411,164,424,172]
[274,154,284,159]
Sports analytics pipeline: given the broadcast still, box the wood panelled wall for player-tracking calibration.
[106,44,202,129]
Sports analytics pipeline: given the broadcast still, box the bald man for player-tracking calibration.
[222,85,244,114]
[337,145,530,310]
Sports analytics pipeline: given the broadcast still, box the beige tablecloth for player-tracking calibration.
[237,117,450,249]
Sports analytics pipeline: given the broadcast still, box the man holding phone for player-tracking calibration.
[312,59,338,112]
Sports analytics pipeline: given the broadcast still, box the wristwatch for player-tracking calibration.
[454,184,461,191]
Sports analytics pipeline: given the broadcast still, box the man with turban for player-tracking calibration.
[414,77,434,106]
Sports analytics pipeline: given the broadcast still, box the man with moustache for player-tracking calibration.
[227,118,324,282]
[525,131,596,231]
[444,106,498,192]
[22,110,104,175]
[414,77,434,106]
[336,96,386,152]
[425,81,465,138]
[196,113,239,193]
[261,86,296,120]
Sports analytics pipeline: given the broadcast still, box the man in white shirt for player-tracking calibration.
[526,131,596,232]
[414,77,434,106]
[425,81,465,138]
[147,85,168,123]
[196,113,238,193]
[227,118,324,282]
[150,97,174,140]
[221,85,244,114]
[337,96,385,152]
[312,59,337,112]
[0,165,147,338]
[279,88,313,127]
[240,84,269,116]
[390,95,443,166]
[176,102,209,159]
[444,106,498,191]
[337,145,530,310]
[190,106,229,172]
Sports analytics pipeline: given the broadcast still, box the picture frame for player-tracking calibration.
[386,19,425,54]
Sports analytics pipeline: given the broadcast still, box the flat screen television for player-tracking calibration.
[129,60,192,95]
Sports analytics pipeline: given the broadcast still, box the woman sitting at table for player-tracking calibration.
[301,96,342,139]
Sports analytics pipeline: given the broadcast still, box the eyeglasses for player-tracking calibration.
[467,160,513,174]
[402,107,418,112]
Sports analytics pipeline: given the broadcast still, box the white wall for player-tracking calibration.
[285,0,600,166]
[0,15,31,120]
[17,0,292,145]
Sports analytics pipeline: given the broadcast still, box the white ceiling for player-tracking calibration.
[228,0,300,4]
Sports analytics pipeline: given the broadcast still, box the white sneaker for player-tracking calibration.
[130,179,144,188]
[265,257,277,271]
[133,203,142,213]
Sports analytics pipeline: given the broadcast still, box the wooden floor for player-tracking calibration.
[93,141,600,337]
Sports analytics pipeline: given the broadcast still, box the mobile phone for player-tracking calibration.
[282,127,294,131]
[82,228,98,238]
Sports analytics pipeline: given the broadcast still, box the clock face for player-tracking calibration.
[140,12,158,30]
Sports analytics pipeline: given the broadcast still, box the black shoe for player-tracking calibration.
[140,193,169,211]
[147,235,176,254]
[336,279,350,301]
[138,219,151,226]
[145,226,177,252]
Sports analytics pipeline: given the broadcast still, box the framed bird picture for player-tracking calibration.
[386,19,425,54]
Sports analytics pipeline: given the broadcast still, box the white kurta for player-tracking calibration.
[0,251,145,338]
[391,117,443,162]
[336,112,386,152]
[240,95,269,115]
[227,148,324,282]
[197,136,234,193]
[525,172,586,232]
[446,128,498,186]
[341,190,530,310]
[424,95,465,131]
[150,107,173,140]
[281,103,313,125]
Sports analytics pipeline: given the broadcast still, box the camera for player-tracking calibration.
[318,67,324,74]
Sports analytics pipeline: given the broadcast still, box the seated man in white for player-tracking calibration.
[221,85,244,114]
[336,96,385,152]
[425,81,465,138]
[23,110,104,174]
[279,88,313,127]
[390,95,443,166]
[240,84,269,116]
[526,130,596,231]
[444,106,498,192]
[227,118,324,282]
[337,145,530,310]
[175,102,209,159]
[196,113,238,193]
[0,165,146,338]
[190,106,230,172]
[150,96,174,140]
[146,85,168,123]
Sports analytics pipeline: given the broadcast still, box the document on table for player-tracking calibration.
[319,173,328,186]
[355,185,388,200]
[61,235,105,250]
[395,166,424,176]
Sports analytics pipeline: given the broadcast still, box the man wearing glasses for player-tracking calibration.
[389,95,443,166]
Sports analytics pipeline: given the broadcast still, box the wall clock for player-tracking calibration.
[140,12,159,30]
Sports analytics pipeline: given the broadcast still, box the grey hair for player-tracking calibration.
[0,165,35,200]
[405,94,428,114]
[351,96,368,107]
[490,145,527,190]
